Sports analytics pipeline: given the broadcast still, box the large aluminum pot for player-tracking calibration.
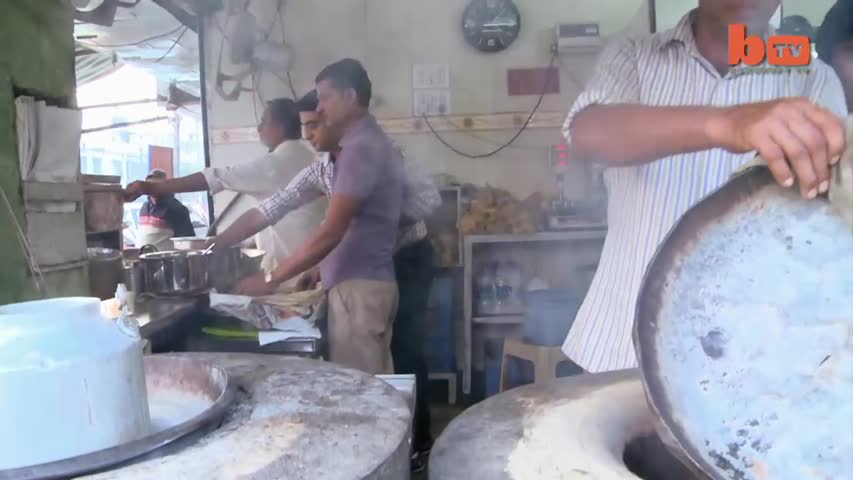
[208,246,244,292]
[139,249,210,296]
[170,237,243,291]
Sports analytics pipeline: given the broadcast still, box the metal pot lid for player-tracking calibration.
[169,236,212,243]
[139,250,208,260]
[634,168,853,480]
[87,247,121,260]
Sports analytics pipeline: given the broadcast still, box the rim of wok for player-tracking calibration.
[633,167,852,480]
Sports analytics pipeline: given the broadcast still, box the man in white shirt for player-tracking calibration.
[124,98,326,274]
[561,0,847,373]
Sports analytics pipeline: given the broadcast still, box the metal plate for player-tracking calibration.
[0,356,234,480]
[635,168,853,480]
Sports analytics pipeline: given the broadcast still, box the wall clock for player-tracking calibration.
[462,0,521,53]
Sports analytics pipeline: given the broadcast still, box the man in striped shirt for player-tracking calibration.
[561,1,848,374]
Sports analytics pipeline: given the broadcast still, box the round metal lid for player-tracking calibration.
[634,168,853,480]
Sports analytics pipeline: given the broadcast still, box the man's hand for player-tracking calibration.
[124,181,149,202]
[296,267,320,291]
[235,272,276,297]
[708,97,846,199]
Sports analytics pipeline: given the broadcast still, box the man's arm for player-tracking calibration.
[267,194,361,285]
[213,161,327,248]
[214,209,270,248]
[565,38,846,199]
[234,143,383,295]
[124,173,209,201]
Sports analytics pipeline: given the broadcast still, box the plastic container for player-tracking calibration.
[523,289,581,347]
[0,297,149,469]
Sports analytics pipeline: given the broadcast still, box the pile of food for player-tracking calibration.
[459,186,545,235]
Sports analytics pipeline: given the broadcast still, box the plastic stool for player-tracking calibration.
[499,337,568,392]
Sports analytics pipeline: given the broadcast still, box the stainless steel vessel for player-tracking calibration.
[170,237,211,251]
[170,238,244,291]
[137,244,266,296]
[139,250,210,297]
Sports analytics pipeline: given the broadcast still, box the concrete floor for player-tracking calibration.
[414,403,465,480]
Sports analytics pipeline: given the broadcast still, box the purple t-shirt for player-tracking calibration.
[319,115,404,290]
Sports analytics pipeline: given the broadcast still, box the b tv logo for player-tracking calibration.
[728,24,811,67]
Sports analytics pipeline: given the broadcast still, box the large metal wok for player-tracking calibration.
[634,167,853,480]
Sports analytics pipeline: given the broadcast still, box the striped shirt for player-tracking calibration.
[561,11,847,373]
[259,147,441,251]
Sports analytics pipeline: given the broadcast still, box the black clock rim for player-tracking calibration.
[461,0,522,53]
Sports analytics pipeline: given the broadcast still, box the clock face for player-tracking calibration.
[462,0,521,53]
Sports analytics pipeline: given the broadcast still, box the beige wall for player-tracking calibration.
[203,0,649,218]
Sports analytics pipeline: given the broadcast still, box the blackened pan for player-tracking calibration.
[634,167,853,480]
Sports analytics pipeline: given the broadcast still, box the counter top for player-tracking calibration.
[134,296,206,340]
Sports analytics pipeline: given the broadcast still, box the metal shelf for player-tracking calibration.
[462,226,607,395]
[472,315,524,325]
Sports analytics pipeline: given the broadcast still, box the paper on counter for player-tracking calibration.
[209,292,322,346]
[209,292,276,330]
[258,316,322,346]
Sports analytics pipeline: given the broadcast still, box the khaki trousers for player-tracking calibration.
[327,279,399,374]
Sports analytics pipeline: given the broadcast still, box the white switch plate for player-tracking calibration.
[413,89,451,117]
[412,64,450,89]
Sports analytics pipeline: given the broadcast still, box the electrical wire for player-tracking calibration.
[251,74,261,123]
[154,25,189,63]
[91,24,185,48]
[285,71,297,98]
[277,2,298,98]
[422,49,559,159]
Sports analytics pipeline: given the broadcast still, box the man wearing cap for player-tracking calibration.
[137,169,196,250]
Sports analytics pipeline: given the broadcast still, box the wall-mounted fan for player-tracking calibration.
[215,4,293,102]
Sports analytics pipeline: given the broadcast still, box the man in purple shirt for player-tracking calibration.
[214,59,405,375]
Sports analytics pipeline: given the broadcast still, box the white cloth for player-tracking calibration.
[560,11,848,373]
[202,140,326,273]
[137,225,174,251]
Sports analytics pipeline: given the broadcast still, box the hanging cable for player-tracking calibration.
[277,2,299,98]
[92,24,185,48]
[422,49,558,159]
[155,25,189,63]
